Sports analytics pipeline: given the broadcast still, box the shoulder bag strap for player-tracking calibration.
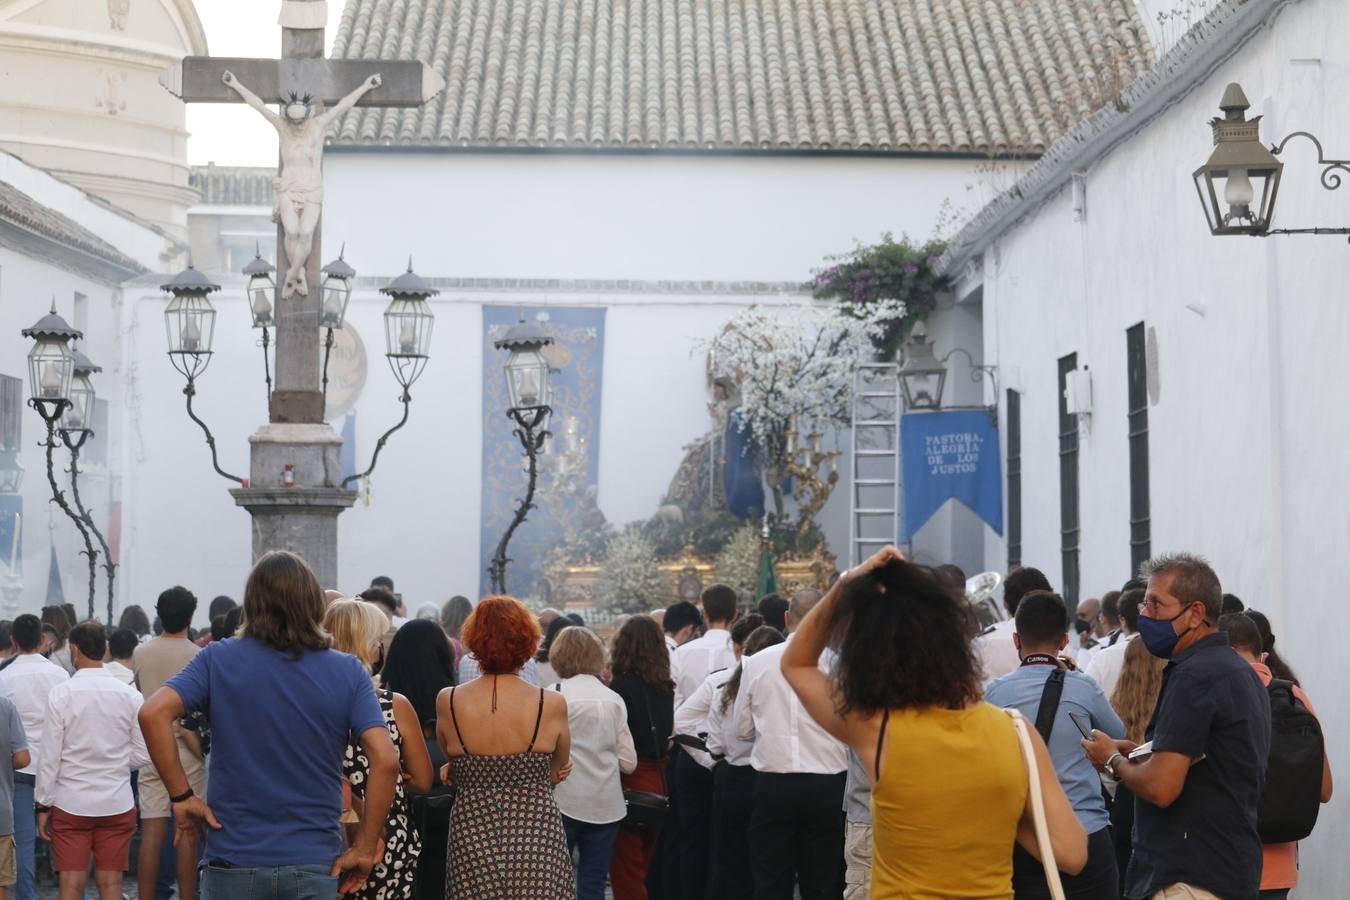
[1007,709,1066,900]
[1034,668,1066,744]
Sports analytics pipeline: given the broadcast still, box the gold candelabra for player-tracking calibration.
[783,424,840,542]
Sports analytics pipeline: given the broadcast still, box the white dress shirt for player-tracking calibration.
[552,674,637,824]
[458,653,540,686]
[704,672,753,766]
[674,668,732,770]
[975,620,1020,686]
[0,653,69,775]
[37,667,150,816]
[733,638,846,775]
[104,660,135,685]
[672,627,735,707]
[1084,632,1137,700]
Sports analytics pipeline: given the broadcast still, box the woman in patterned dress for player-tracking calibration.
[436,595,575,899]
[326,599,435,899]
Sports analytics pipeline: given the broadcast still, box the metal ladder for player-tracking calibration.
[849,363,901,566]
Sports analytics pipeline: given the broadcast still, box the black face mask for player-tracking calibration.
[371,643,386,679]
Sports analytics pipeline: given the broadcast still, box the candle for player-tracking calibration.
[398,319,416,354]
[182,317,201,352]
[322,287,343,325]
[39,362,61,398]
[518,371,539,407]
[253,289,273,325]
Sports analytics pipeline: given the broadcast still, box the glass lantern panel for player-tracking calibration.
[0,452,20,493]
[384,298,434,357]
[27,340,73,403]
[320,278,351,329]
[901,371,945,411]
[505,349,551,410]
[249,275,275,328]
[64,375,94,431]
[165,294,217,355]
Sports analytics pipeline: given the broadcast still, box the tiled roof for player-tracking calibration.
[331,0,1154,154]
[189,165,274,207]
[0,180,146,280]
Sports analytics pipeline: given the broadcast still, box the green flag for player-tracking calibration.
[756,538,777,599]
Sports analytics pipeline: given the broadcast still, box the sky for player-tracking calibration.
[186,1,346,167]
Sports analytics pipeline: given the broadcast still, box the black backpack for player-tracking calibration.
[1256,679,1324,844]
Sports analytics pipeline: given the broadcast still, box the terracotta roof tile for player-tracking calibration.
[331,0,1153,154]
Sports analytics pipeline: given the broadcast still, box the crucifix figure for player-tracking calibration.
[221,69,382,298]
[161,0,443,424]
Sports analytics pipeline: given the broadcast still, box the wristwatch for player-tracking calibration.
[169,788,195,804]
[1105,752,1125,778]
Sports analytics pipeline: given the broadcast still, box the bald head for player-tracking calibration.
[786,588,824,633]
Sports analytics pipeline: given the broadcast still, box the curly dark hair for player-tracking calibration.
[829,559,983,715]
[609,615,673,692]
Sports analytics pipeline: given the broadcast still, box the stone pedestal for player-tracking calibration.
[228,423,356,588]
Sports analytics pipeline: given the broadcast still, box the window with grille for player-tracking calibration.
[1057,354,1080,606]
[1006,389,1022,568]
[1127,324,1151,573]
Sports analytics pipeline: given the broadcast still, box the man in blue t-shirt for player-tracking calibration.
[987,589,1125,899]
[138,551,399,899]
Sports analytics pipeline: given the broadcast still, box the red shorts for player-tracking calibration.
[49,807,137,873]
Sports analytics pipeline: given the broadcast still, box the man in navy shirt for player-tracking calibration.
[139,551,400,899]
[987,590,1125,898]
[1083,553,1270,900]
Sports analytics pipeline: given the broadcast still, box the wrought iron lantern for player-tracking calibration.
[21,302,80,406]
[320,249,356,330]
[243,248,275,328]
[1193,83,1283,236]
[380,262,436,390]
[162,265,221,379]
[494,319,554,412]
[897,323,947,411]
[62,347,101,435]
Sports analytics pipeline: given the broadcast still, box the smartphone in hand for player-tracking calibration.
[1069,712,1094,739]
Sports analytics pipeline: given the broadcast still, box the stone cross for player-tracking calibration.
[158,1,443,586]
[160,0,443,424]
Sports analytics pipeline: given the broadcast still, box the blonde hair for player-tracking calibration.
[323,599,388,671]
[1110,637,1166,744]
[548,626,605,679]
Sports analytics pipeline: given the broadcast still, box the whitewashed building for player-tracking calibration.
[939,0,1349,889]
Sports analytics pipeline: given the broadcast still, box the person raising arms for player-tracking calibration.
[781,548,1087,898]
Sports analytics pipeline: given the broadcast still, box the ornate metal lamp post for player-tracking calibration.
[1195,82,1350,238]
[340,263,436,489]
[488,319,554,594]
[319,249,356,404]
[243,248,276,405]
[21,304,99,615]
[58,347,117,620]
[162,265,243,485]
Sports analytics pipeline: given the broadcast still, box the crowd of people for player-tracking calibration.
[0,546,1328,900]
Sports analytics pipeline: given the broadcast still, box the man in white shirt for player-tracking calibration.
[1084,588,1144,699]
[104,630,137,686]
[662,602,702,658]
[0,614,68,900]
[975,566,1053,684]
[669,586,738,900]
[35,621,149,900]
[734,589,847,900]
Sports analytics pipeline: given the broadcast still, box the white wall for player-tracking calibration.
[978,0,1350,889]
[323,152,1020,282]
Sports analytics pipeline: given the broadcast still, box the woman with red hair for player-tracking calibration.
[436,596,574,897]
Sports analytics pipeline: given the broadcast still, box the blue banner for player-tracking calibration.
[901,410,1003,541]
[480,307,605,600]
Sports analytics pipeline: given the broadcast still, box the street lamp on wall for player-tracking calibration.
[21,304,99,616]
[1196,82,1350,239]
[243,248,276,406]
[897,323,999,414]
[488,318,555,594]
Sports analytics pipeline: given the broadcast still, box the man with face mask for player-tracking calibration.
[1081,554,1270,900]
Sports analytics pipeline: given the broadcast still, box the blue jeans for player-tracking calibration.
[562,816,621,900]
[200,863,338,899]
[12,774,34,900]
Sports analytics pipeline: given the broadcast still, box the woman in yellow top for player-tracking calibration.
[782,548,1087,899]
